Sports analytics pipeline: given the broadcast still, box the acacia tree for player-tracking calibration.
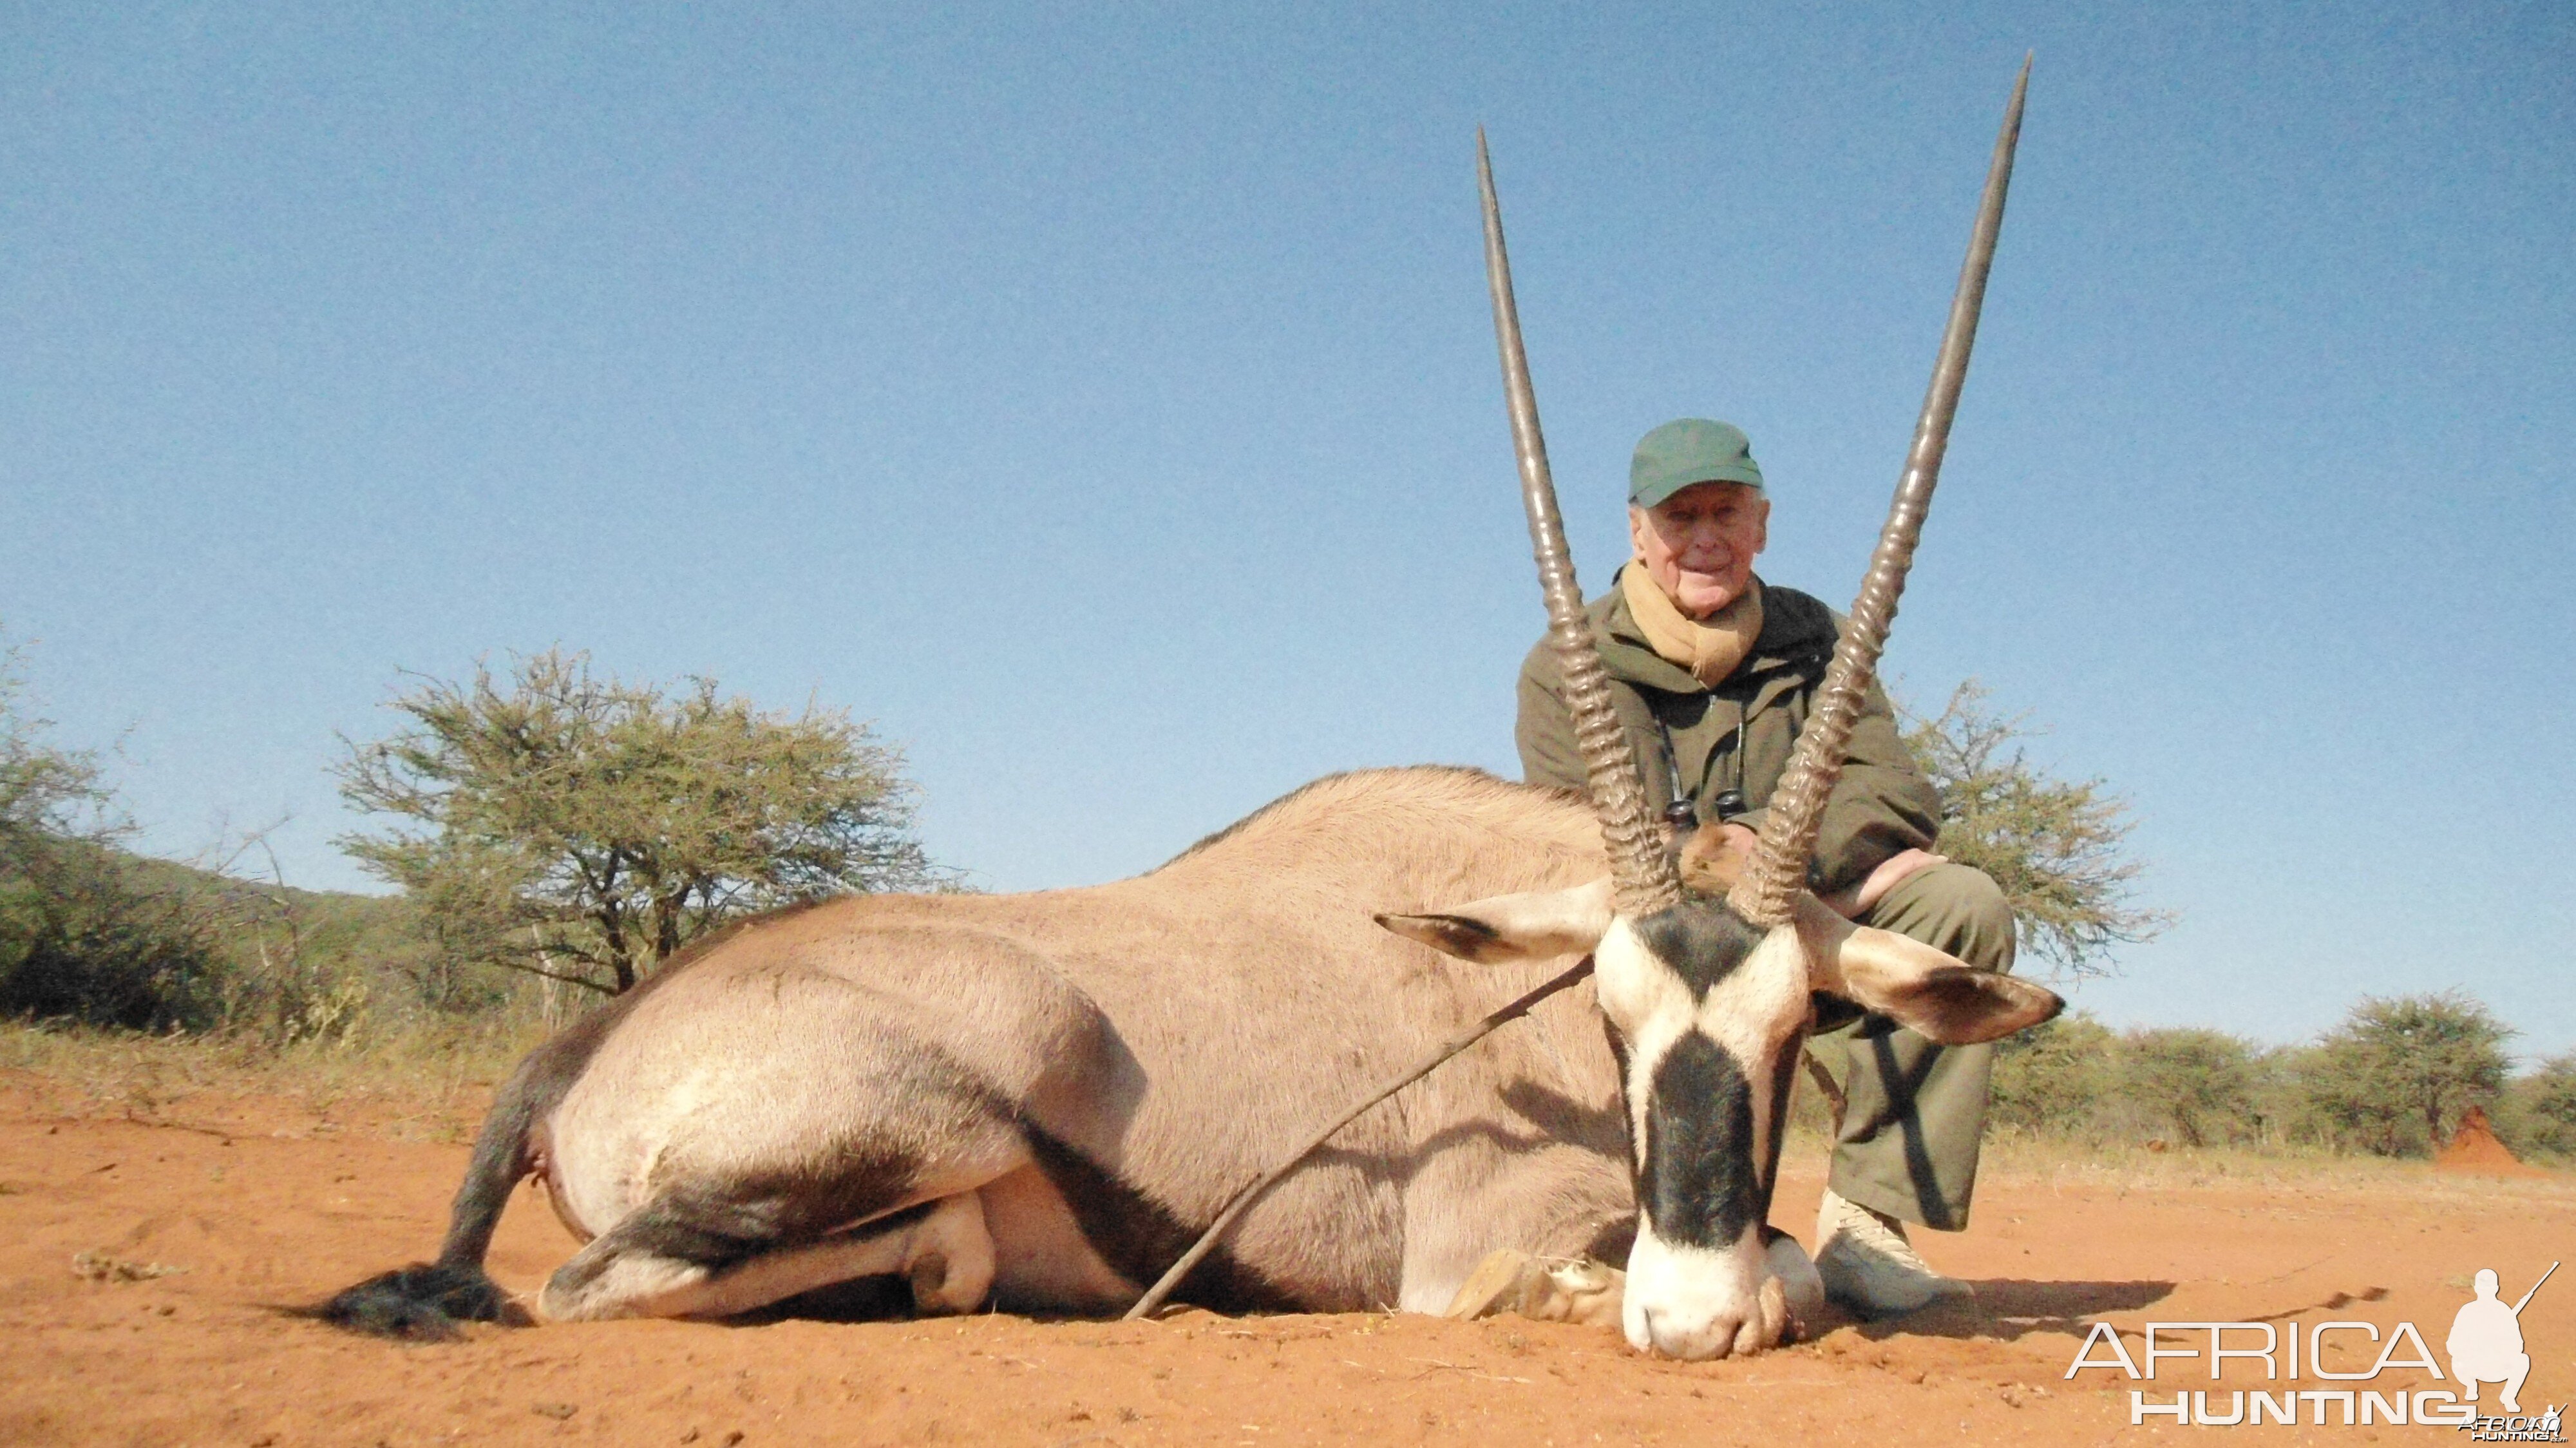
[2295,990,2512,1156]
[337,650,945,995]
[1901,681,2172,978]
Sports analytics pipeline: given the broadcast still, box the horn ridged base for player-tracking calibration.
[1480,130,1682,920]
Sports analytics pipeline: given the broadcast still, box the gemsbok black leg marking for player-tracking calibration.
[546,1188,937,1302]
[1021,1125,1305,1313]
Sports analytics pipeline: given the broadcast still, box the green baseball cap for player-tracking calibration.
[1629,419,1765,508]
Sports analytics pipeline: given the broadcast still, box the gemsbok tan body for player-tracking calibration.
[325,64,2060,1361]
[329,768,1662,1329]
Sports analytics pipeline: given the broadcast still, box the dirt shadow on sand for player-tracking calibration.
[1850,1279,2177,1343]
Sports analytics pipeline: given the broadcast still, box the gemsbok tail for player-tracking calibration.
[311,998,630,1339]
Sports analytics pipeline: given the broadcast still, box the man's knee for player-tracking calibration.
[1863,862,2015,973]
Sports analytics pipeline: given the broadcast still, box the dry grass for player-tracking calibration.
[1971,1129,2572,1201]
[0,1015,546,1143]
[8,1021,2569,1204]
[1774,1053,2568,1199]
[1772,1106,2573,1202]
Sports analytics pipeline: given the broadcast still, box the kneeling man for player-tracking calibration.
[1516,418,2020,1319]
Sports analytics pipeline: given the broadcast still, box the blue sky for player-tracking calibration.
[5,5,2570,1056]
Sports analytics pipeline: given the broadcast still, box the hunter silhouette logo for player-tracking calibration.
[2452,1262,2554,1415]
[2065,1258,2562,1433]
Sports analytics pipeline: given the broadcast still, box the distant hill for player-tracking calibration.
[117,852,413,959]
[109,850,433,1020]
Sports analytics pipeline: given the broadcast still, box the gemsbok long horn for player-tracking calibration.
[1730,57,2031,929]
[1479,130,1682,918]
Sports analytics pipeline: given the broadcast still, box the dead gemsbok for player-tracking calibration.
[322,67,2057,1362]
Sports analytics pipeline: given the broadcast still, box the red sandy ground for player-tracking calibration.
[3,1071,2569,1447]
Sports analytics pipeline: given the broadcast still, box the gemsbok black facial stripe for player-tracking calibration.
[1633,901,1768,1001]
[1638,1032,1759,1251]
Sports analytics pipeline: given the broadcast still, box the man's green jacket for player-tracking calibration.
[1514,573,1940,899]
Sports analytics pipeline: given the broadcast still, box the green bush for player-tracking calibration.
[1989,1011,2117,1136]
[0,841,231,1031]
[2112,1027,2263,1148]
[1,638,233,1030]
[1,631,435,1037]
[2496,1054,2576,1161]
[1989,1015,2301,1149]
[1984,992,2526,1160]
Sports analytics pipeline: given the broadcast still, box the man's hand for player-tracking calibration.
[1680,824,1944,920]
[1677,821,1761,895]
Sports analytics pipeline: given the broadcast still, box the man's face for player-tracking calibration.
[1630,481,1769,618]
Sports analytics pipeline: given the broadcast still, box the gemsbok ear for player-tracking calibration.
[1791,896,2062,1045]
[1376,878,1615,965]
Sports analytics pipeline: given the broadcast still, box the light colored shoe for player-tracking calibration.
[1814,1189,1975,1319]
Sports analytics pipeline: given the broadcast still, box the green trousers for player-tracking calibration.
[1808,861,2018,1232]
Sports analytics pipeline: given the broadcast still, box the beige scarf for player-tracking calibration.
[1619,563,1764,687]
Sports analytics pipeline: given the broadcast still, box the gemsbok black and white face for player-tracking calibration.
[1383,861,2058,1358]
[1439,62,2050,1359]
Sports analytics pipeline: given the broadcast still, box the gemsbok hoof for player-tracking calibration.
[1443,1250,1626,1329]
[1448,1235,1826,1355]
